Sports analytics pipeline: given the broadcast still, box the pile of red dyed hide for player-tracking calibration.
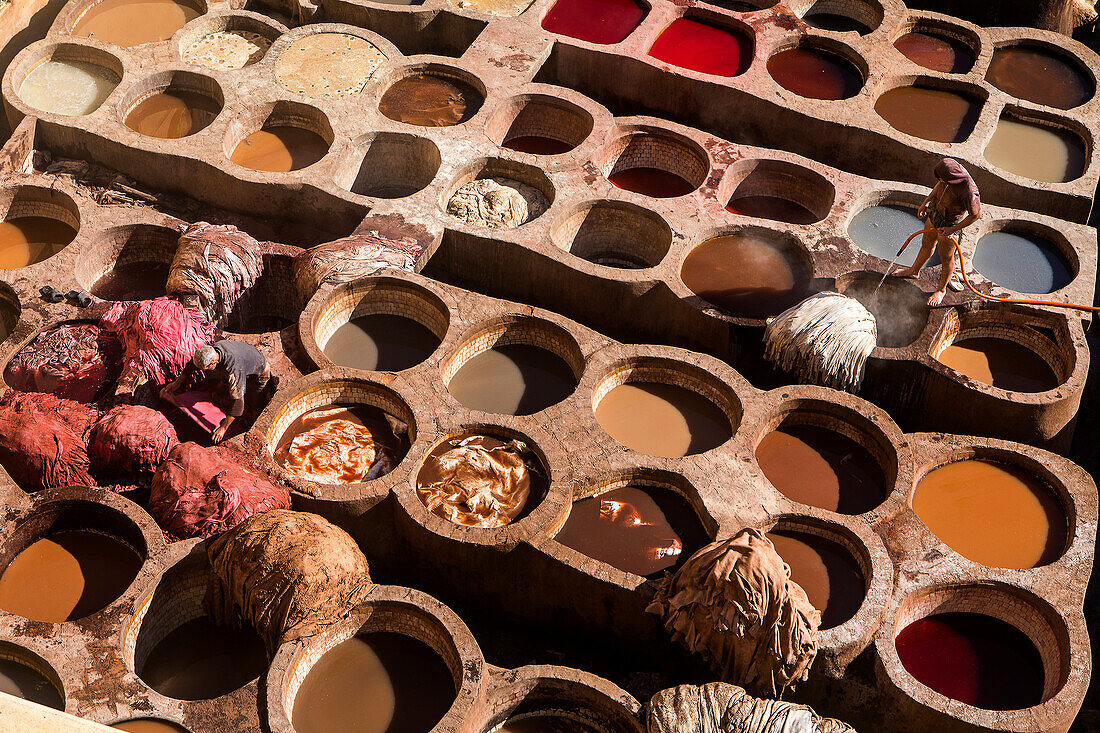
[3,323,121,402]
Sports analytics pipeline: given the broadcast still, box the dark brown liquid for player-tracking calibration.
[139,616,268,700]
[124,90,220,138]
[323,314,440,372]
[0,659,63,709]
[0,217,77,269]
[0,530,143,622]
[447,344,576,415]
[555,485,707,577]
[292,632,456,733]
[379,75,482,126]
[894,31,974,74]
[726,195,819,224]
[72,0,201,47]
[767,47,862,100]
[608,167,695,198]
[595,383,731,457]
[987,46,1092,110]
[504,135,575,155]
[499,714,599,732]
[230,127,329,172]
[937,338,1058,392]
[680,232,810,317]
[111,721,190,732]
[874,86,981,143]
[755,424,886,514]
[768,529,864,629]
[275,404,408,483]
[802,11,870,33]
[91,262,170,301]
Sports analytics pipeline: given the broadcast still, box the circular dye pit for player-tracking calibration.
[595,383,732,457]
[182,30,271,70]
[447,344,577,415]
[802,10,870,34]
[504,136,573,155]
[768,528,864,629]
[553,200,672,269]
[230,126,329,172]
[19,60,118,116]
[605,134,706,199]
[379,74,483,127]
[937,337,1059,392]
[756,422,886,514]
[324,314,441,372]
[912,459,1066,569]
[496,97,592,157]
[767,47,862,100]
[986,46,1092,110]
[138,616,267,700]
[497,713,600,732]
[555,484,708,577]
[111,721,190,732]
[275,404,410,484]
[840,274,930,348]
[847,204,939,268]
[609,168,696,198]
[972,230,1072,294]
[540,0,647,45]
[92,261,171,300]
[0,216,77,269]
[647,18,752,78]
[725,192,819,224]
[124,89,221,139]
[681,231,811,318]
[72,0,202,47]
[896,612,1044,710]
[874,86,981,143]
[0,530,142,622]
[984,118,1085,183]
[0,657,62,710]
[894,31,974,74]
[447,177,550,229]
[276,34,386,98]
[292,632,455,733]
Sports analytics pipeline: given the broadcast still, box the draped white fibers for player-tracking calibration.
[763,292,877,392]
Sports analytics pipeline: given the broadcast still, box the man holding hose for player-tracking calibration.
[892,158,982,306]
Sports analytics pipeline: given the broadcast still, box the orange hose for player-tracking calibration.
[898,228,1100,313]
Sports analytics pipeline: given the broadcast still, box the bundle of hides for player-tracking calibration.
[100,296,213,387]
[763,292,877,393]
[446,177,549,229]
[416,436,535,528]
[3,323,121,402]
[166,221,264,324]
[1075,0,1098,27]
[150,442,290,540]
[205,509,372,655]
[89,405,179,483]
[647,529,821,699]
[647,682,855,733]
[292,230,425,301]
[275,407,405,484]
[0,391,98,490]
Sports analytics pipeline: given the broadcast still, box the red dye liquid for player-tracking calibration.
[541,0,647,45]
[504,135,575,155]
[894,31,975,74]
[609,168,695,198]
[896,612,1044,710]
[726,195,819,224]
[767,47,862,100]
[648,18,752,77]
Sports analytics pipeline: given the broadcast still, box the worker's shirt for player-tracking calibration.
[186,340,268,417]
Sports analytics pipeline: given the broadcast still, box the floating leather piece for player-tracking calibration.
[275,406,404,484]
[647,682,856,733]
[416,436,535,528]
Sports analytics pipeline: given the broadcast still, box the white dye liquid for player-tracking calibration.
[19,60,117,116]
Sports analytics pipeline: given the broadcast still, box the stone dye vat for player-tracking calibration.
[647,18,753,78]
[767,527,865,630]
[274,404,409,484]
[874,85,982,143]
[18,59,118,116]
[323,315,440,371]
[447,344,577,415]
[986,45,1093,110]
[379,72,483,127]
[71,0,203,47]
[894,30,975,74]
[936,337,1059,392]
[0,649,63,710]
[123,88,221,139]
[540,0,647,44]
[230,126,329,172]
[595,381,732,458]
[111,720,191,732]
[984,117,1086,183]
[971,229,1073,294]
[767,46,863,100]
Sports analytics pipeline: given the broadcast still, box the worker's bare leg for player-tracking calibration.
[927,234,957,306]
[892,230,939,278]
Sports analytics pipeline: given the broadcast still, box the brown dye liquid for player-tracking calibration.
[499,715,599,732]
[447,344,577,415]
[0,530,143,622]
[595,382,731,458]
[504,135,575,155]
[725,195,819,224]
[555,485,706,577]
[680,232,809,318]
[912,459,1065,569]
[874,86,981,143]
[768,529,864,629]
[140,617,267,699]
[755,424,886,514]
[275,404,408,482]
[292,632,456,733]
[766,47,863,101]
[323,314,440,372]
[230,127,328,172]
[0,658,63,709]
[0,217,77,269]
[72,0,201,47]
[986,46,1092,110]
[111,720,190,732]
[92,262,170,301]
[894,31,974,74]
[124,90,220,138]
[379,74,482,126]
[937,338,1058,393]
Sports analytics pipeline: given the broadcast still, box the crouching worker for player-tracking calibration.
[162,340,271,443]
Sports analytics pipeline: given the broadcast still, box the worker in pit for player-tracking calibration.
[162,340,271,443]
[891,158,982,306]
